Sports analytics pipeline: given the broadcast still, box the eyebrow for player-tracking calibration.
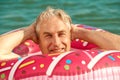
[58,30,66,33]
[43,30,67,35]
[43,32,51,36]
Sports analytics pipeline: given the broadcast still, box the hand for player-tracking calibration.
[25,22,39,44]
[71,24,80,40]
[71,24,88,41]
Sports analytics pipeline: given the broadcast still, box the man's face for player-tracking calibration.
[37,16,71,55]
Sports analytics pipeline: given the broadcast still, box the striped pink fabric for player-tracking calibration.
[20,67,120,80]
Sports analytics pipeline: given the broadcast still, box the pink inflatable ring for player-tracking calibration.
[0,24,120,80]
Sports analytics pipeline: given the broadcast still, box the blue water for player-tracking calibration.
[0,0,120,34]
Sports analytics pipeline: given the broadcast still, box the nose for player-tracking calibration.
[52,35,61,47]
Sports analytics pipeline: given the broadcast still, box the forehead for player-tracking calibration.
[37,16,69,33]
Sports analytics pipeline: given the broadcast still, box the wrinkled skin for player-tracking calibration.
[36,16,71,55]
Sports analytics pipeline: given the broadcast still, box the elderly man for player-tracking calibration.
[0,7,120,60]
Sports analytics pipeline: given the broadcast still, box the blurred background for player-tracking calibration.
[0,0,120,34]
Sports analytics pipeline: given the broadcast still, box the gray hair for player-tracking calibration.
[35,7,72,34]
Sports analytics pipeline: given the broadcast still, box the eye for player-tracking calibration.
[59,32,66,37]
[44,34,52,38]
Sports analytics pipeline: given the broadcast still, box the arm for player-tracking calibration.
[0,22,38,60]
[71,24,120,50]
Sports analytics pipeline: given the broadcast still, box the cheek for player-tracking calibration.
[61,37,71,51]
[39,38,50,49]
[62,37,71,45]
[40,39,50,48]
[39,39,51,54]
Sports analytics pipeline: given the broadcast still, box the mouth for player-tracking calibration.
[49,48,65,55]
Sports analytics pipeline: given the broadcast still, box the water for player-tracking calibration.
[0,0,120,34]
